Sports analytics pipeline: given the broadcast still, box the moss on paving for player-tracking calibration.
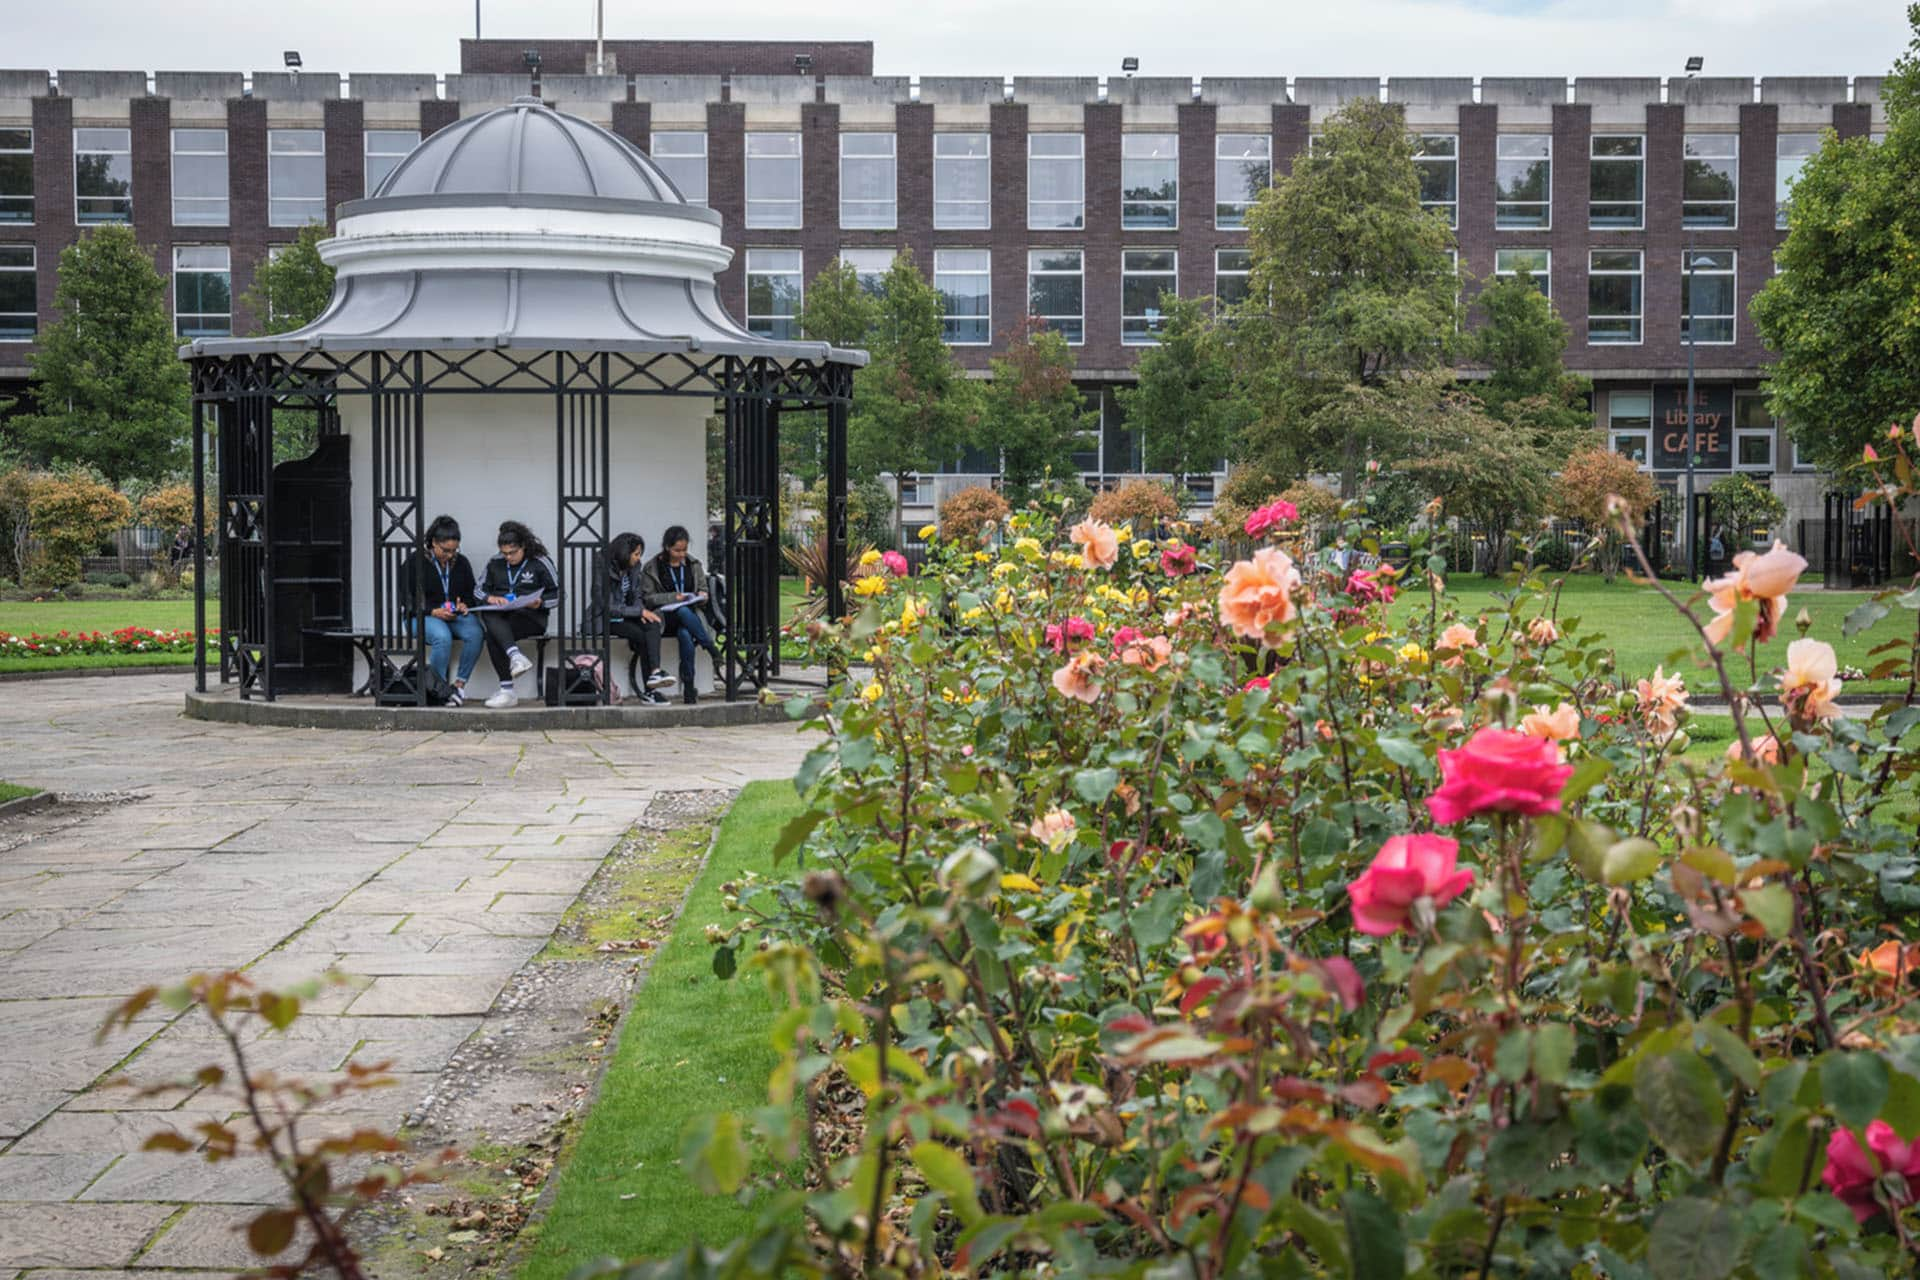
[536,824,712,962]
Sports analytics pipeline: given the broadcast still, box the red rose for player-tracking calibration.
[1824,1121,1920,1222]
[1347,834,1475,936]
[1243,676,1271,692]
[1426,727,1572,825]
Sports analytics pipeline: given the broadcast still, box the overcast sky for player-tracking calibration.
[8,0,1910,79]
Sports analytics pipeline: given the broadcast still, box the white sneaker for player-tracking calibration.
[507,651,534,678]
[646,669,675,690]
[484,688,519,709]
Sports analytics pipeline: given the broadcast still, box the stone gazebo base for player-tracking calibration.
[183,684,803,732]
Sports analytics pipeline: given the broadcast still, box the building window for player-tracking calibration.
[1027,248,1083,344]
[745,132,801,229]
[1412,134,1457,228]
[1028,134,1084,230]
[1609,390,1652,466]
[1215,247,1252,308]
[745,249,803,339]
[365,129,418,196]
[0,245,33,340]
[1588,249,1644,344]
[1776,133,1820,230]
[1792,439,1816,471]
[1215,134,1270,229]
[1682,134,1738,229]
[1494,134,1550,229]
[935,249,991,345]
[839,248,894,296]
[1494,248,1550,298]
[933,132,989,230]
[1121,133,1178,229]
[1589,134,1643,229]
[1682,250,1736,344]
[268,129,325,227]
[1733,394,1776,471]
[1122,248,1176,344]
[74,127,132,224]
[839,132,896,230]
[650,132,708,204]
[173,246,231,338]
[0,128,30,223]
[171,128,228,226]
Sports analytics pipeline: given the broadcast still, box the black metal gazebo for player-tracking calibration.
[180,98,862,708]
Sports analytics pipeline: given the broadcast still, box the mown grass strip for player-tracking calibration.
[517,780,804,1278]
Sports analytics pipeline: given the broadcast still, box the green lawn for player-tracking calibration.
[1394,575,1911,689]
[517,781,803,1277]
[0,600,200,635]
[0,782,39,805]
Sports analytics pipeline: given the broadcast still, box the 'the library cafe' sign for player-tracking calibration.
[1653,384,1734,472]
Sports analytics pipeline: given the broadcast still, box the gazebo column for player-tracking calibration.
[554,357,612,706]
[218,363,276,701]
[369,352,428,705]
[723,361,779,699]
[825,392,849,626]
[191,396,207,694]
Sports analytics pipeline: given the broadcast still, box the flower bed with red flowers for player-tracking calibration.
[0,626,211,660]
[608,457,1920,1278]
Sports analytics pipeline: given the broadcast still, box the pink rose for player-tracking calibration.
[882,549,910,577]
[1161,543,1198,577]
[1348,834,1476,936]
[1825,1121,1920,1223]
[1111,626,1143,651]
[1346,566,1397,605]
[1051,652,1105,703]
[1243,500,1300,540]
[1426,727,1572,825]
[1045,615,1096,654]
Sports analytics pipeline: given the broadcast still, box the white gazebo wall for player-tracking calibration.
[336,356,714,697]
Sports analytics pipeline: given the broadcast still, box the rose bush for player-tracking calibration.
[587,470,1920,1278]
[0,626,208,659]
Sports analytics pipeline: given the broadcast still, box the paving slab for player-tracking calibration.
[0,671,814,1267]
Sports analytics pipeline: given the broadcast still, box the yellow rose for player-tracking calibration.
[992,561,1019,578]
[1397,642,1429,665]
[1065,553,1085,570]
[1132,540,1154,559]
[859,681,883,702]
[1014,537,1043,560]
[859,549,882,567]
[854,574,888,597]
[918,524,938,540]
[973,550,992,563]
[961,606,986,623]
[1116,525,1134,542]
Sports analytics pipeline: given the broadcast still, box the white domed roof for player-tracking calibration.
[371,96,687,203]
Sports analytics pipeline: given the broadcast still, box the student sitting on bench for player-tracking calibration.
[405,514,483,706]
[639,523,724,705]
[601,531,675,705]
[474,520,560,709]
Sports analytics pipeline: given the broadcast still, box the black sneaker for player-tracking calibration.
[640,689,668,705]
[646,669,675,691]
[683,689,698,706]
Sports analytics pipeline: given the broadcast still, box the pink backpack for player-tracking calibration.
[566,653,623,704]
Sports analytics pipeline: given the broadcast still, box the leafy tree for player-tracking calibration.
[27,470,132,587]
[1468,274,1591,434]
[243,223,336,463]
[1402,376,1561,576]
[977,317,1094,498]
[1554,447,1660,581]
[799,259,878,350]
[1234,97,1459,494]
[1751,6,1920,471]
[9,226,188,488]
[1708,472,1788,547]
[1116,296,1252,490]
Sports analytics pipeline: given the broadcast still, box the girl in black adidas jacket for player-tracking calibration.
[472,520,560,708]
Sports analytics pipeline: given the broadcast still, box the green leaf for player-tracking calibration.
[1561,755,1614,805]
[247,1208,299,1257]
[1532,1022,1576,1085]
[711,945,737,980]
[1820,1051,1890,1131]
[1071,767,1119,805]
[1694,1020,1760,1089]
[1647,1197,1741,1280]
[1129,890,1183,949]
[1844,598,1890,638]
[770,808,825,864]
[1342,1188,1405,1280]
[1741,883,1794,939]
[794,744,835,795]
[1602,837,1662,885]
[1882,1070,1920,1141]
[910,1140,984,1226]
[680,1111,749,1195]
[1634,1050,1724,1165]
[1376,736,1427,770]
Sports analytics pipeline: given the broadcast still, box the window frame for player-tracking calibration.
[838,247,895,296]
[1682,249,1737,345]
[170,127,229,227]
[1588,133,1644,230]
[1775,132,1820,231]
[0,127,32,224]
[1732,392,1777,472]
[1027,133,1085,231]
[1412,133,1458,229]
[363,128,419,197]
[934,248,992,346]
[649,131,709,205]
[744,248,804,340]
[73,126,133,224]
[1214,246,1252,309]
[1494,133,1551,230]
[1587,248,1644,345]
[1682,133,1739,230]
[1120,132,1179,230]
[1608,389,1654,469]
[838,131,897,230]
[0,244,34,341]
[1121,247,1177,346]
[1214,133,1271,229]
[172,244,232,338]
[1027,247,1084,345]
[933,131,990,230]
[267,128,326,228]
[744,131,803,230]
[1493,247,1551,299]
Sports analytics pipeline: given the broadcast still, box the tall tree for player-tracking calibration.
[1234,97,1460,494]
[242,222,334,335]
[1751,6,1920,472]
[1467,273,1591,432]
[1117,295,1252,491]
[10,225,188,488]
[978,316,1095,498]
[784,260,881,487]
[847,252,977,488]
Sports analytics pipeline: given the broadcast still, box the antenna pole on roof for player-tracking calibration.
[594,0,606,75]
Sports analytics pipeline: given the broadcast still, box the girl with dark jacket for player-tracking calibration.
[638,524,724,704]
[599,532,675,705]
[473,520,560,708]
[404,514,483,706]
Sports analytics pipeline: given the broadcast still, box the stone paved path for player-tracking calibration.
[0,673,814,1273]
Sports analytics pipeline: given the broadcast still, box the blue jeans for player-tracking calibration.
[418,611,484,683]
[662,607,718,687]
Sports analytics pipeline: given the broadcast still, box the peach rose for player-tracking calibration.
[1426,726,1572,825]
[1636,665,1689,738]
[1526,617,1559,645]
[1218,547,1302,641]
[1118,634,1173,672]
[1029,809,1077,850]
[1703,540,1807,647]
[1070,520,1120,571]
[1437,622,1479,665]
[1051,651,1105,703]
[1725,733,1782,766]
[1858,938,1920,983]
[1521,702,1580,741]
[1348,834,1476,936]
[1781,637,1844,721]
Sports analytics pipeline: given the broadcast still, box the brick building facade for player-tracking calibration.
[0,41,1893,532]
